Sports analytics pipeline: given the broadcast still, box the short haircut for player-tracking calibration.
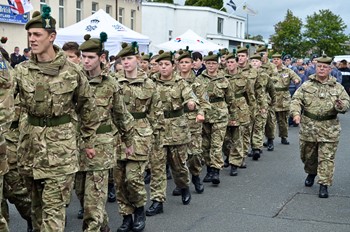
[62,41,81,57]
[340,59,348,65]
[192,52,203,61]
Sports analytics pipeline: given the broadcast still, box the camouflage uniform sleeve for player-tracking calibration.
[290,85,304,117]
[334,84,350,113]
[74,71,100,149]
[181,80,199,107]
[290,69,302,83]
[194,79,211,116]
[246,79,257,115]
[111,82,135,147]
[225,81,236,120]
[147,83,162,131]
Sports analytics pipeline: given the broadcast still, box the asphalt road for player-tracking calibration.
[9,114,350,232]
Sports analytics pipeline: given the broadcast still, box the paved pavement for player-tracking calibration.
[9,114,350,232]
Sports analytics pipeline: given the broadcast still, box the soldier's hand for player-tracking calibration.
[335,99,344,109]
[187,101,196,111]
[293,115,301,124]
[196,114,205,122]
[294,79,300,85]
[85,148,96,159]
[260,108,266,114]
[229,120,237,126]
[125,145,134,157]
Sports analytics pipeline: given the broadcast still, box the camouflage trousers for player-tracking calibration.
[187,128,204,177]
[2,167,31,223]
[0,176,9,232]
[265,107,276,139]
[223,126,244,167]
[24,174,74,232]
[251,111,268,149]
[242,123,252,156]
[74,171,85,208]
[202,121,226,169]
[300,140,338,186]
[81,170,109,232]
[275,111,289,138]
[166,144,190,189]
[115,160,147,215]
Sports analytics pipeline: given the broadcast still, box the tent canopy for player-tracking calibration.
[156,29,223,54]
[55,9,150,56]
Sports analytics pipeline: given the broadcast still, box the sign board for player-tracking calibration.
[0,4,29,24]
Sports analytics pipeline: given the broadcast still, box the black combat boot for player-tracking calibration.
[166,164,172,180]
[211,168,220,185]
[145,201,163,216]
[107,183,116,202]
[304,174,316,187]
[117,215,133,232]
[172,186,181,196]
[267,138,274,151]
[319,184,329,198]
[192,175,204,193]
[181,187,191,205]
[100,224,111,232]
[281,137,290,145]
[27,219,33,232]
[144,169,151,185]
[252,149,261,161]
[77,208,84,219]
[263,141,268,147]
[132,206,146,232]
[223,156,229,168]
[230,164,238,176]
[203,166,213,182]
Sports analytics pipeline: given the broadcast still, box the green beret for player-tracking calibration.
[203,51,219,62]
[256,44,267,53]
[250,53,262,60]
[219,48,229,56]
[155,50,174,62]
[316,54,332,65]
[141,52,152,61]
[272,53,282,59]
[237,44,249,54]
[177,46,192,61]
[25,5,56,30]
[116,41,139,58]
[226,49,237,60]
[79,32,108,53]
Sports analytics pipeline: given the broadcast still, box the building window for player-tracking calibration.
[131,10,136,30]
[217,17,224,34]
[240,22,243,38]
[76,0,82,22]
[119,8,124,24]
[169,30,172,41]
[92,2,98,14]
[236,21,239,37]
[59,0,64,28]
[40,0,46,11]
[106,5,112,14]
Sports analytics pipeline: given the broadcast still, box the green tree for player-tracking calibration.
[152,0,174,3]
[247,34,264,42]
[269,10,303,57]
[304,9,349,56]
[185,0,224,10]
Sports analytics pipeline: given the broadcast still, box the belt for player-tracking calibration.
[184,105,198,113]
[28,114,71,127]
[303,110,337,121]
[131,112,147,119]
[209,97,224,103]
[10,121,19,129]
[164,108,184,119]
[235,92,245,98]
[275,87,289,92]
[96,124,112,134]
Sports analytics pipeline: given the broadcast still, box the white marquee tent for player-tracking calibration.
[156,29,223,54]
[55,9,150,56]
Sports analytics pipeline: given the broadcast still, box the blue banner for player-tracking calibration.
[0,4,29,24]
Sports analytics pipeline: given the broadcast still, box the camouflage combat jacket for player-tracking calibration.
[117,69,160,161]
[154,73,198,146]
[15,46,100,179]
[272,66,301,112]
[225,71,254,126]
[261,61,277,107]
[198,70,235,124]
[255,68,276,111]
[79,68,134,170]
[291,75,350,142]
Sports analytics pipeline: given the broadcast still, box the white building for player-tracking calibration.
[142,2,264,52]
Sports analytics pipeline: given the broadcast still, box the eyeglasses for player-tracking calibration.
[316,64,330,69]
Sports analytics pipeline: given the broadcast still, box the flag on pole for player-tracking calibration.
[243,3,257,15]
[7,0,33,15]
[226,0,237,11]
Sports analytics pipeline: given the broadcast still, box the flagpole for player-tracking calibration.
[246,13,248,39]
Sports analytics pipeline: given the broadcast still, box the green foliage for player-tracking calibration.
[304,9,349,56]
[153,0,174,3]
[270,10,303,57]
[247,34,264,42]
[185,0,224,10]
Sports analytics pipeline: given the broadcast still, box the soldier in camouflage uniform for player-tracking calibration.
[15,7,100,232]
[0,39,14,232]
[271,53,301,145]
[140,52,151,74]
[198,51,235,184]
[78,33,135,232]
[146,50,198,216]
[223,52,254,176]
[114,42,160,232]
[291,54,350,198]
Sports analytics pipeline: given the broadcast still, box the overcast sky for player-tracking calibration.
[174,0,350,41]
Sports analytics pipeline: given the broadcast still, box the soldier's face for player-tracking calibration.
[27,28,56,55]
[140,60,149,72]
[273,58,282,67]
[150,59,159,73]
[81,52,103,72]
[64,50,81,64]
[158,60,174,78]
[226,58,237,72]
[237,53,248,66]
[205,61,219,74]
[316,63,331,78]
[250,59,262,69]
[178,58,193,73]
[121,55,138,72]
